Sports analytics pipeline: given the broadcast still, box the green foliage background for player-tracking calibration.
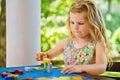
[41,0,120,54]
[41,0,74,52]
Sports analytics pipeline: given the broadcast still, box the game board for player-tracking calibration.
[0,65,94,80]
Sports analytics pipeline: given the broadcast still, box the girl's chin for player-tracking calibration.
[74,34,84,38]
[74,34,81,36]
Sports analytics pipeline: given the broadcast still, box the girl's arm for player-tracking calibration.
[46,38,68,59]
[80,41,107,75]
[62,41,107,75]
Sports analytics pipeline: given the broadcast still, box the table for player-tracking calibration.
[0,65,115,80]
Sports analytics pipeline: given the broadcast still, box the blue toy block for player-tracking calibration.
[5,76,14,80]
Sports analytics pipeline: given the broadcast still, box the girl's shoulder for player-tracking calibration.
[60,38,71,48]
[95,40,106,53]
[60,38,70,44]
[95,40,103,47]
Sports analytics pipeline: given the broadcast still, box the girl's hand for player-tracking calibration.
[61,65,83,74]
[35,52,46,61]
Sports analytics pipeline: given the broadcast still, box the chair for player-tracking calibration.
[106,62,120,72]
[105,62,120,80]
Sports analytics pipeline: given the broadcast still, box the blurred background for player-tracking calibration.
[0,0,6,67]
[0,0,120,76]
[40,0,120,77]
[41,0,120,60]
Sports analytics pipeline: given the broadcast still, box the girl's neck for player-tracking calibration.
[72,35,92,48]
[73,35,92,42]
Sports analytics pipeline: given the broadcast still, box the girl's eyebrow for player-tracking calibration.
[70,20,85,22]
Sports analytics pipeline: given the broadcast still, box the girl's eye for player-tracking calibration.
[78,23,84,25]
[70,21,74,24]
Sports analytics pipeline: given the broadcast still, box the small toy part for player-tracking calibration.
[21,78,32,80]
[14,69,24,74]
[1,72,11,78]
[9,74,18,80]
[34,67,43,70]
[43,58,51,71]
[24,67,33,71]
[4,76,14,80]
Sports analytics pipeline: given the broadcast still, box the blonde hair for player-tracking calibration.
[67,0,112,65]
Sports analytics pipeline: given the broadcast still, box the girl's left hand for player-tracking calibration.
[61,65,83,74]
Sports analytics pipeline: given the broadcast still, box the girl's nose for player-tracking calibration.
[74,24,78,29]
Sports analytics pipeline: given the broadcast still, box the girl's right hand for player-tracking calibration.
[35,52,46,61]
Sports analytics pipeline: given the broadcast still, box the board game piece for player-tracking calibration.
[4,76,14,80]
[21,77,32,80]
[24,67,33,71]
[14,69,23,74]
[9,74,18,80]
[34,66,43,70]
[1,72,8,78]
[1,72,11,78]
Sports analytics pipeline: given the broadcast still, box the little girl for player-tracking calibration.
[36,0,111,75]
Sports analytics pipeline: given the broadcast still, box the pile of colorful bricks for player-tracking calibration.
[1,69,23,80]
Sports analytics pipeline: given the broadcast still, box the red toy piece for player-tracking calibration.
[21,78,32,80]
[1,72,11,78]
[14,69,24,74]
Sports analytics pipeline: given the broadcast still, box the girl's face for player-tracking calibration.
[70,12,90,38]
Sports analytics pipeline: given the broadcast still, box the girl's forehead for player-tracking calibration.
[70,12,87,21]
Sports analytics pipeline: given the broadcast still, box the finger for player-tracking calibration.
[65,66,75,74]
[36,57,40,61]
[41,54,45,60]
[62,66,73,74]
[65,68,74,74]
[69,66,82,73]
[36,53,39,61]
[68,67,75,74]
[61,66,69,73]
[36,53,42,61]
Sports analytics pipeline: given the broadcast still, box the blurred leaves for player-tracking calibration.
[112,27,120,53]
[41,0,74,18]
[41,0,74,51]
